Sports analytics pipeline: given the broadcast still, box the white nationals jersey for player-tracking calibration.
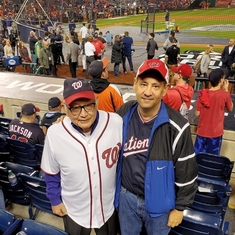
[41,111,122,228]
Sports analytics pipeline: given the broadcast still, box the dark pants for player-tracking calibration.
[147,54,154,60]
[122,54,133,72]
[86,55,95,79]
[63,210,118,235]
[69,60,77,78]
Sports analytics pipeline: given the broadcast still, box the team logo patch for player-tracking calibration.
[8,59,16,66]
[72,81,82,90]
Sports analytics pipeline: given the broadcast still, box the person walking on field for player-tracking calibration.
[165,9,170,30]
[194,68,233,155]
[200,44,214,78]
[146,33,158,60]
[111,35,123,77]
[221,38,235,78]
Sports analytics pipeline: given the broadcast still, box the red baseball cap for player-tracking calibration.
[171,64,192,77]
[136,59,169,83]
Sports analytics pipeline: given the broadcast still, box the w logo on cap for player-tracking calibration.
[72,81,83,90]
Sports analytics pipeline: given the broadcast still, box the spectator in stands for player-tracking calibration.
[163,64,193,111]
[8,103,45,145]
[28,30,38,63]
[39,41,54,76]
[221,38,235,78]
[194,68,233,155]
[165,9,170,30]
[200,44,214,78]
[163,30,180,51]
[111,35,123,77]
[165,38,180,85]
[115,59,198,235]
[19,41,31,73]
[66,35,80,78]
[41,78,122,235]
[34,37,43,65]
[89,57,124,112]
[121,31,134,73]
[92,32,105,60]
[41,97,65,128]
[146,32,158,60]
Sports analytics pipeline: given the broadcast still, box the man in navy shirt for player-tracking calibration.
[121,31,134,73]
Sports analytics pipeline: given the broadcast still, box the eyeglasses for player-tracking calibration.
[67,102,96,115]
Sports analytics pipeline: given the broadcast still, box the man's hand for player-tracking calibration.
[52,203,67,217]
[167,209,184,228]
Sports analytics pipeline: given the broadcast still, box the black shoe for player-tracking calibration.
[83,69,86,72]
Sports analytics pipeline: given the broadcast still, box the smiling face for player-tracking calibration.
[66,99,97,133]
[133,76,169,118]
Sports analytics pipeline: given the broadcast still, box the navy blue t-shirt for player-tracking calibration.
[122,108,156,196]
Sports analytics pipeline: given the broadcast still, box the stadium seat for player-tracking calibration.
[169,209,229,235]
[0,209,15,233]
[190,179,231,225]
[18,171,53,220]
[0,162,35,205]
[34,144,44,162]
[0,136,10,162]
[196,153,234,186]
[6,138,40,169]
[3,219,68,235]
[0,117,12,136]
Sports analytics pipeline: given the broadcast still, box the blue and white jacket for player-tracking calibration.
[114,100,198,216]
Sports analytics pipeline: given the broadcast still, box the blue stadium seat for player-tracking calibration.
[0,162,35,205]
[0,117,11,136]
[34,144,44,162]
[6,138,40,169]
[196,153,234,186]
[190,179,231,225]
[0,209,15,233]
[0,136,11,162]
[3,219,68,235]
[170,209,229,235]
[18,171,53,220]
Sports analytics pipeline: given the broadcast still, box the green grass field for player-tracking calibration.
[95,8,235,39]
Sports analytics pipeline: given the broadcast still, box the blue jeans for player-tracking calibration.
[0,188,5,209]
[119,187,171,235]
[122,54,133,72]
[114,63,120,76]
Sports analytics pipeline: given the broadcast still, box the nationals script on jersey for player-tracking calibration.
[41,111,123,228]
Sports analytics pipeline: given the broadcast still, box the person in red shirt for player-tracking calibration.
[163,64,193,111]
[194,68,233,155]
[92,32,105,60]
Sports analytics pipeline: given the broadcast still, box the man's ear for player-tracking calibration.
[133,77,138,92]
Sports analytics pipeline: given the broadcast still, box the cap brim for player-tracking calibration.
[65,91,95,105]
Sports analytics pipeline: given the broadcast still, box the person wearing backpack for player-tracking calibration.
[163,64,193,118]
